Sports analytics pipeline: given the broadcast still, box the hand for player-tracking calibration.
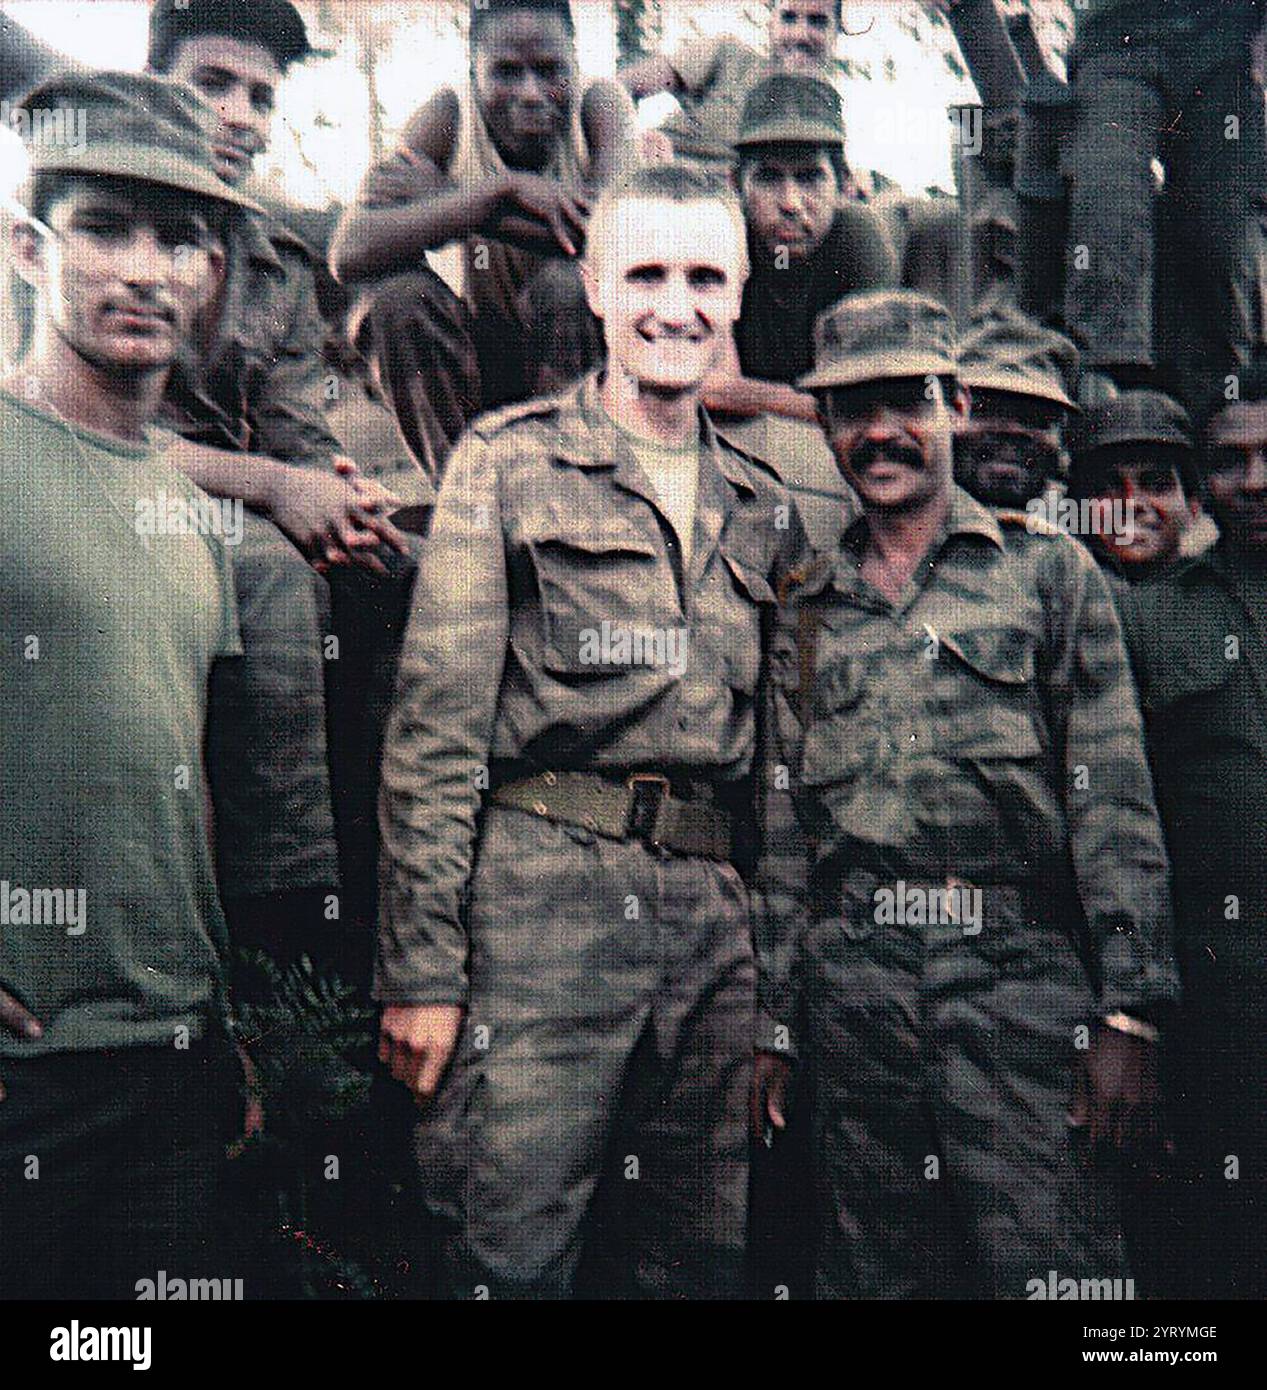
[267,466,408,574]
[1069,1026,1159,1151]
[379,1004,464,1106]
[226,1039,265,1160]
[0,984,44,1103]
[499,173,589,257]
[751,1051,791,1141]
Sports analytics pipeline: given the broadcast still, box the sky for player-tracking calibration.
[0,0,1006,209]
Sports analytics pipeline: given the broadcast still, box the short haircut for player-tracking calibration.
[470,0,575,46]
[738,142,849,198]
[585,163,748,273]
[148,0,310,73]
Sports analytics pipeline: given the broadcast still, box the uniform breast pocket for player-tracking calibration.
[937,626,1044,760]
[527,531,662,676]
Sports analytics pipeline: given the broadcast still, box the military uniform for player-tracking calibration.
[774,292,1178,1298]
[377,374,808,1297]
[163,212,344,906]
[1121,548,1267,1299]
[1065,0,1266,410]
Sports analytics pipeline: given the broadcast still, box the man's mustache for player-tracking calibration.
[850,437,924,471]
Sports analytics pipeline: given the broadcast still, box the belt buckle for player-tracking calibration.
[626,773,671,846]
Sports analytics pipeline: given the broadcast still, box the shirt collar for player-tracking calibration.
[840,483,1005,558]
[557,372,756,497]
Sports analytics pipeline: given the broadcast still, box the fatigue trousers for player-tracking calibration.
[808,870,1126,1300]
[348,263,599,484]
[416,805,755,1299]
[0,1035,240,1300]
[207,511,340,902]
[1157,930,1267,1300]
[1065,37,1266,410]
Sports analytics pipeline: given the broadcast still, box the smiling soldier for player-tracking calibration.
[376,164,808,1298]
[771,289,1179,1298]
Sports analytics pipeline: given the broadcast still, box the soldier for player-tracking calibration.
[1120,366,1267,1299]
[620,0,843,175]
[1064,0,1267,412]
[955,304,1077,509]
[375,164,807,1298]
[1067,391,1200,589]
[702,73,893,552]
[330,0,635,482]
[146,0,411,977]
[0,71,255,1301]
[772,289,1178,1298]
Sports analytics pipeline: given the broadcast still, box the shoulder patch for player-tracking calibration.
[995,507,1060,536]
[470,395,562,441]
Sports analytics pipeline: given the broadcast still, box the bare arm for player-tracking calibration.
[702,331,820,423]
[579,77,638,189]
[618,52,682,101]
[162,436,408,571]
[330,89,587,282]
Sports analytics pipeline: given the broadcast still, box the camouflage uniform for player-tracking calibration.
[772,293,1178,1299]
[377,374,808,1297]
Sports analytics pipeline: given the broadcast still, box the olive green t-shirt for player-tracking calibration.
[611,419,701,571]
[0,387,241,1057]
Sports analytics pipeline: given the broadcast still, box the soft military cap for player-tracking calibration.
[959,306,1078,409]
[799,289,957,390]
[16,69,261,212]
[1068,389,1194,458]
[736,73,845,149]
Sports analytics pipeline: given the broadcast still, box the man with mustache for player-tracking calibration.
[1067,392,1200,590]
[331,0,635,483]
[954,305,1078,510]
[621,0,843,175]
[0,71,257,1300]
[375,163,807,1297]
[1119,365,1267,1298]
[769,289,1177,1297]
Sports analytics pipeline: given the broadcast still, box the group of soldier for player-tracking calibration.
[0,0,1264,1303]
